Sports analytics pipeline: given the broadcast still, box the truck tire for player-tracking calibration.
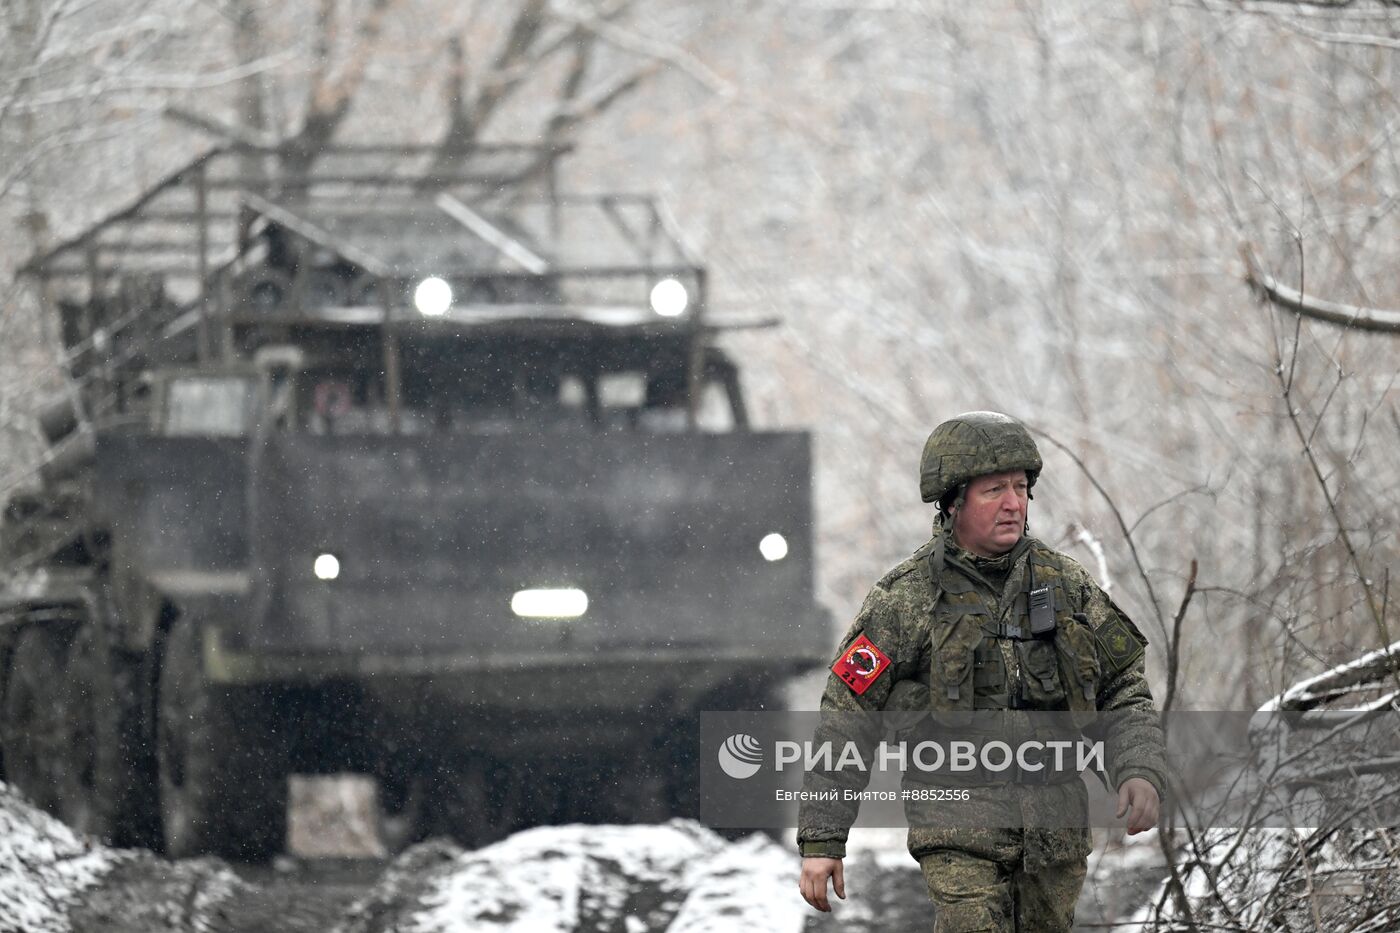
[54,624,106,838]
[157,617,287,860]
[64,622,161,847]
[1,625,72,815]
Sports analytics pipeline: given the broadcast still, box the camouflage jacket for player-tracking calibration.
[796,531,1166,860]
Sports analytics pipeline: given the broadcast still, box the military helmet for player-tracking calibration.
[919,411,1042,504]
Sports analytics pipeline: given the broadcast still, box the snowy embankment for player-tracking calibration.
[1129,827,1400,932]
[339,823,1166,932]
[0,781,127,933]
[0,778,816,933]
[337,821,810,933]
[339,825,1164,932]
[0,781,244,933]
[1,779,1162,932]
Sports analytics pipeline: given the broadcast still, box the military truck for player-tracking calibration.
[0,143,828,858]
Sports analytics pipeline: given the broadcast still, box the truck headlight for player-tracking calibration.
[511,588,588,618]
[414,276,453,316]
[314,553,341,580]
[759,533,788,562]
[649,278,688,317]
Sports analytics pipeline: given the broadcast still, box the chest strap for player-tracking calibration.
[1027,556,1056,637]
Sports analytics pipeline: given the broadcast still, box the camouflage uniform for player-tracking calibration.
[797,413,1166,933]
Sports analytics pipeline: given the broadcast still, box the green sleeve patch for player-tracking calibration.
[1094,614,1145,673]
[1107,597,1149,645]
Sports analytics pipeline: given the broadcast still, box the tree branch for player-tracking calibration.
[1031,427,1169,638]
[1246,256,1400,335]
[470,0,551,125]
[1260,639,1400,712]
[1065,522,1112,591]
[545,59,660,136]
[1163,559,1198,716]
[163,103,279,148]
[283,0,402,172]
[1270,12,1400,52]
[553,5,734,97]
[458,0,633,148]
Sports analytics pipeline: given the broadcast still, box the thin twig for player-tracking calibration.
[1030,427,1168,638]
[1162,559,1198,716]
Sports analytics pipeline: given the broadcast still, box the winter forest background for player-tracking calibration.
[3,0,1400,718]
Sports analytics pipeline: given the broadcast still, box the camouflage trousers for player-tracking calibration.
[918,830,1088,933]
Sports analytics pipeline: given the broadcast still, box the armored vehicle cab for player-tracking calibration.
[0,143,828,857]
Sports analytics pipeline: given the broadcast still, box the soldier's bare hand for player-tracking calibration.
[799,857,845,912]
[1116,777,1160,834]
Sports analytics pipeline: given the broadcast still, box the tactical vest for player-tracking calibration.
[923,539,1102,727]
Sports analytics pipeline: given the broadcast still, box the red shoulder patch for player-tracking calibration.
[832,634,892,696]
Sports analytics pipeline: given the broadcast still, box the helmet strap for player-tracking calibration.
[925,516,948,590]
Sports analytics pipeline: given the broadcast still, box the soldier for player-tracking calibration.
[796,411,1165,932]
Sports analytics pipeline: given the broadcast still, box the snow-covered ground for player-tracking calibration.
[0,781,245,933]
[338,821,1167,932]
[1,780,1166,932]
[1128,826,1400,932]
[336,821,811,933]
[0,781,125,933]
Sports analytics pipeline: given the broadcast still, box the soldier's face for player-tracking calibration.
[952,470,1029,557]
